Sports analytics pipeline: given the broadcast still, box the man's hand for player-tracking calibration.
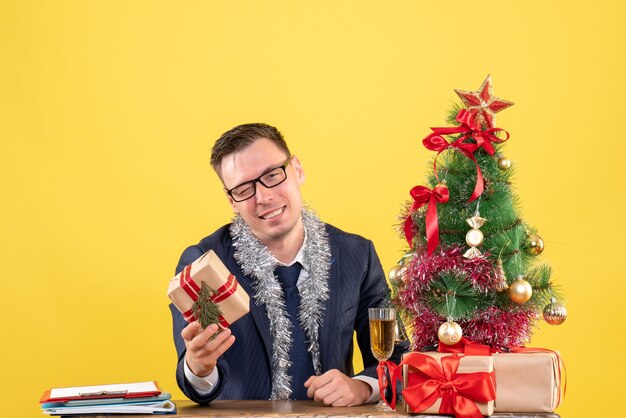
[181,322,235,377]
[304,369,372,406]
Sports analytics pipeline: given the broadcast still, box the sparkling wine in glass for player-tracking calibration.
[369,307,397,409]
[369,307,396,361]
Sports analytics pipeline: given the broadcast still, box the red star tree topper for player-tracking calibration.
[454,75,514,129]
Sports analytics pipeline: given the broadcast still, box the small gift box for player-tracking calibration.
[493,351,564,412]
[401,352,495,417]
[167,250,250,327]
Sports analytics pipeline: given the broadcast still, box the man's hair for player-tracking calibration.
[210,123,291,177]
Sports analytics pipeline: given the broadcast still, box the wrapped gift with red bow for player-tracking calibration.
[399,352,495,418]
[167,250,250,328]
[436,339,565,413]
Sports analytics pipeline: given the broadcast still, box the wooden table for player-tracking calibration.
[143,400,561,417]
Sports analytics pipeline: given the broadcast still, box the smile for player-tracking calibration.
[259,206,286,220]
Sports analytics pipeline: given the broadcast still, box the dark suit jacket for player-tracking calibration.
[170,223,406,404]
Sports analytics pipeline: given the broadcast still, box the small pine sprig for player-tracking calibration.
[525,264,561,309]
[191,281,224,329]
[446,103,463,125]
[426,270,478,319]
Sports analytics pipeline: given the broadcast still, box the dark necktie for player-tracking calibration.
[275,263,316,399]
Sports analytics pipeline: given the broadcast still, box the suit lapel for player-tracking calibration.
[226,248,273,363]
[319,236,338,371]
[248,296,273,360]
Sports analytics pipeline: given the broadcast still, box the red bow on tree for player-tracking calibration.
[404,184,449,255]
[455,108,509,155]
[426,109,510,155]
[422,109,510,202]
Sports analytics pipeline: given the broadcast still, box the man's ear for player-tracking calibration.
[291,155,305,184]
[226,192,239,213]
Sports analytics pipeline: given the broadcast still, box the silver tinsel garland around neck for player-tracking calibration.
[229,208,331,400]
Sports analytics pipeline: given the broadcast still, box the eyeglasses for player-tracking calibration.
[226,157,292,202]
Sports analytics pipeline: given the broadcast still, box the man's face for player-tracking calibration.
[220,138,305,247]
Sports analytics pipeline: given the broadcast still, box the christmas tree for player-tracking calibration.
[392,76,567,352]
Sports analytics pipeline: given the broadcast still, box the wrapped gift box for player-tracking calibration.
[493,351,563,413]
[167,250,249,327]
[401,352,495,416]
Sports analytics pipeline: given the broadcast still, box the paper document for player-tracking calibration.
[41,381,160,402]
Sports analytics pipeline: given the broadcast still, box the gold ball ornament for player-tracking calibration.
[543,298,567,325]
[497,156,512,170]
[438,320,463,345]
[388,264,407,283]
[525,233,545,255]
[509,277,533,304]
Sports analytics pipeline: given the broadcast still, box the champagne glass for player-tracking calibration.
[369,307,396,408]
[369,307,396,361]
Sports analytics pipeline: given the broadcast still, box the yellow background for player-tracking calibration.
[1,1,624,416]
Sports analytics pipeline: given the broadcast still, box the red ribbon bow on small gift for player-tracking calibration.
[404,184,449,255]
[395,353,496,418]
[422,109,510,203]
[179,264,238,328]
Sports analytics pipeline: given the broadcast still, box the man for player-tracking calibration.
[170,123,405,406]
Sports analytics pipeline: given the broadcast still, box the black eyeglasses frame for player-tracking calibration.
[225,157,292,202]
